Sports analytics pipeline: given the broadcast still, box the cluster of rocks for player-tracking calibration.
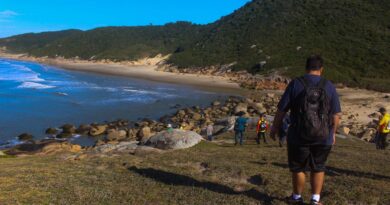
[12,95,279,154]
[157,64,289,91]
[337,112,381,142]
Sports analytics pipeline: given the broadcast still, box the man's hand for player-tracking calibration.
[270,129,277,141]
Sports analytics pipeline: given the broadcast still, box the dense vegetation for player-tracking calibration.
[0,22,203,61]
[0,0,389,90]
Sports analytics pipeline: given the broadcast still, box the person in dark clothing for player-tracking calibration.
[234,112,248,146]
[271,55,342,205]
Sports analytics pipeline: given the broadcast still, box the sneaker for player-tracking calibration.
[285,195,304,205]
[310,199,323,205]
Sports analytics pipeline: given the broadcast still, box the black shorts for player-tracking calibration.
[288,143,332,173]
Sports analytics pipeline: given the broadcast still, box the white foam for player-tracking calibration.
[0,64,45,82]
[18,82,56,89]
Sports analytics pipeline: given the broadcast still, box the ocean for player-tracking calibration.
[0,58,227,146]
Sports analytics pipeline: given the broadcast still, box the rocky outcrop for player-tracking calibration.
[145,129,203,150]
[137,126,153,144]
[89,125,107,136]
[106,129,127,141]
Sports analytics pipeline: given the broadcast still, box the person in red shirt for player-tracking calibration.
[256,114,269,144]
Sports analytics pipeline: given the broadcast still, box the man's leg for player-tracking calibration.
[234,132,238,145]
[256,132,260,144]
[292,172,306,195]
[262,132,267,143]
[311,172,325,195]
[240,131,244,145]
[382,133,388,149]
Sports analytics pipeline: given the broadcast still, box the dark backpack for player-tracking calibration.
[293,77,331,142]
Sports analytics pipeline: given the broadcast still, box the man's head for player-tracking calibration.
[306,55,324,75]
[379,107,387,115]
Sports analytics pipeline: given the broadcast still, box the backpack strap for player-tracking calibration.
[297,76,309,89]
[318,78,328,89]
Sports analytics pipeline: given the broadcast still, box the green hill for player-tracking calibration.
[0,22,202,61]
[169,0,390,90]
[0,0,389,90]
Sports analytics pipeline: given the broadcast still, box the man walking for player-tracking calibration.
[206,123,214,141]
[234,112,248,146]
[256,114,269,144]
[271,55,341,205]
[377,107,390,150]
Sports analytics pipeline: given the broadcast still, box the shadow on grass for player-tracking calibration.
[271,162,390,181]
[128,166,281,204]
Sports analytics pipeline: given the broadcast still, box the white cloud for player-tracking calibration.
[0,10,18,22]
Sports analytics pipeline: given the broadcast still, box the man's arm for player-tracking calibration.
[270,110,286,140]
[332,113,342,145]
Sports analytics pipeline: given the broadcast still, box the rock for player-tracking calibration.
[41,143,82,155]
[106,129,127,141]
[266,93,275,98]
[221,106,230,112]
[134,146,163,156]
[61,124,76,134]
[234,103,248,114]
[338,126,351,136]
[137,126,152,144]
[212,101,221,106]
[177,110,186,117]
[56,133,73,138]
[191,112,202,121]
[94,141,138,153]
[89,125,107,136]
[18,133,33,141]
[76,124,91,135]
[45,128,58,135]
[146,129,203,150]
[368,112,381,119]
[360,128,376,142]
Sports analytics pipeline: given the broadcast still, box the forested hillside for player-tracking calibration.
[1,0,389,90]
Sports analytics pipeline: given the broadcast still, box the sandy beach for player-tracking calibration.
[0,53,242,93]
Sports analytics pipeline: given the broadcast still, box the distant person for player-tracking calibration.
[279,114,291,147]
[234,112,248,146]
[376,107,389,150]
[256,114,269,144]
[271,55,341,205]
[206,123,214,141]
[167,124,173,133]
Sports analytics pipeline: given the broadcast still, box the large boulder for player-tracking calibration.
[18,133,33,141]
[234,103,248,114]
[106,129,127,141]
[61,124,76,134]
[89,125,107,136]
[360,128,376,142]
[337,126,351,136]
[76,124,92,135]
[146,129,203,150]
[137,126,153,144]
[45,128,58,135]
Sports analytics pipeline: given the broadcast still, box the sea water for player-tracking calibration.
[0,58,227,146]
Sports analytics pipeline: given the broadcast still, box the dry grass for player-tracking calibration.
[0,129,389,205]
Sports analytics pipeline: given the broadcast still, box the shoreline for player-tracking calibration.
[0,53,243,94]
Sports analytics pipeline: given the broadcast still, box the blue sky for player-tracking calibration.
[0,0,251,38]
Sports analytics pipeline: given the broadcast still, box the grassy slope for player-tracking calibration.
[0,130,389,204]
